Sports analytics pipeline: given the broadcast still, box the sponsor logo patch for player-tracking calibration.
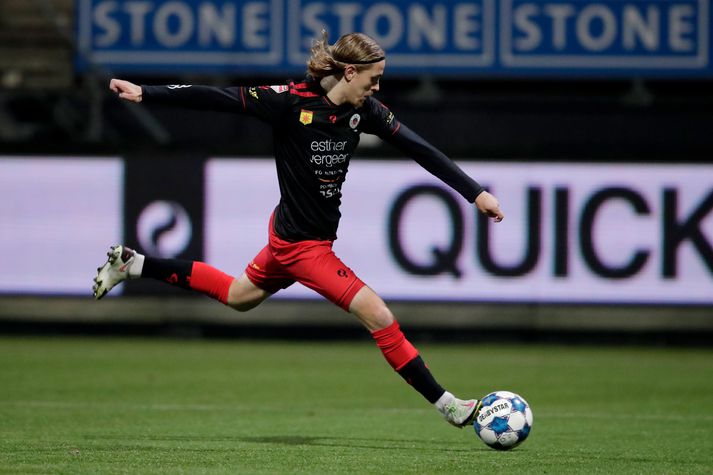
[299,109,313,125]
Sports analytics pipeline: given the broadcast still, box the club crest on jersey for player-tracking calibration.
[299,109,313,125]
[349,113,361,129]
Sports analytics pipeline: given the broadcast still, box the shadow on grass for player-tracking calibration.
[88,434,482,453]
[239,435,478,453]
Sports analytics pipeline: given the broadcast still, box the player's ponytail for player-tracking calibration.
[307,31,385,78]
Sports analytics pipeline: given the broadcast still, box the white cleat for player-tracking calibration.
[93,245,136,300]
[442,398,482,428]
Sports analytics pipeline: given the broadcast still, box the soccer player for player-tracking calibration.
[94,32,504,428]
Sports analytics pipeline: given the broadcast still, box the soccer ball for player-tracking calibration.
[474,391,533,450]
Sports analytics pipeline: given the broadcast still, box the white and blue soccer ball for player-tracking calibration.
[474,391,533,450]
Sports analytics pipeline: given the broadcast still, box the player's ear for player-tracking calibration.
[344,64,358,82]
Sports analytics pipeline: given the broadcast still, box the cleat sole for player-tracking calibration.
[93,245,134,300]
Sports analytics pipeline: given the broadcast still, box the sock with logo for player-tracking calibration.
[371,321,445,403]
[141,257,234,304]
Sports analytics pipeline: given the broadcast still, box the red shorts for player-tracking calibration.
[244,216,365,311]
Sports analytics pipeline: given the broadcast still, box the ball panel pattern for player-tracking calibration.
[474,390,533,451]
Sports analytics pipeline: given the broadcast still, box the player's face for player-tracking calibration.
[347,60,385,107]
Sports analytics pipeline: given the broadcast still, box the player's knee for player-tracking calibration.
[369,304,395,330]
[227,291,270,312]
[349,287,394,331]
[228,299,260,312]
[226,276,269,312]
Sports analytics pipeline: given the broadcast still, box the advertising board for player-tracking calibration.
[0,157,123,294]
[77,0,712,76]
[206,159,713,303]
[3,156,710,305]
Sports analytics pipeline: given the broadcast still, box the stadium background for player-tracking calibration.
[1,0,712,344]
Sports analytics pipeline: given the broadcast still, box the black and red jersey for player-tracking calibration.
[142,78,483,241]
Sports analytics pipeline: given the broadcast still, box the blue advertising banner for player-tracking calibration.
[76,0,712,77]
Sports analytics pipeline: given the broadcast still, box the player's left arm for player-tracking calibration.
[365,100,503,222]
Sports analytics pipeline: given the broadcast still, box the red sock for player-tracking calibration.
[189,262,234,304]
[371,321,419,371]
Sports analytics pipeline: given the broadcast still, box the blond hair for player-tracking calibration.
[307,31,385,78]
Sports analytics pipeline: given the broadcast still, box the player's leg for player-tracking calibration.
[93,244,233,302]
[284,241,481,427]
[92,244,271,311]
[348,286,481,427]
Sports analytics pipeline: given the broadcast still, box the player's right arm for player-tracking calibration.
[109,78,287,120]
[110,78,243,111]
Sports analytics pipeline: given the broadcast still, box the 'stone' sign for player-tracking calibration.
[77,0,712,76]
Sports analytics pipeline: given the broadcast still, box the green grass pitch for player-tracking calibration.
[1,336,712,474]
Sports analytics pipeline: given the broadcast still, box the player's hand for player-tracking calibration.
[109,79,142,103]
[475,190,504,222]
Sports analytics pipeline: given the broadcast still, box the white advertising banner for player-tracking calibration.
[0,157,123,294]
[208,159,713,304]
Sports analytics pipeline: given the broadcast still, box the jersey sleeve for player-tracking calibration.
[359,97,401,138]
[384,123,484,203]
[359,97,482,202]
[141,84,289,124]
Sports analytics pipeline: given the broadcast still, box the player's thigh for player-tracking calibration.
[246,244,295,292]
[227,273,271,312]
[290,245,365,311]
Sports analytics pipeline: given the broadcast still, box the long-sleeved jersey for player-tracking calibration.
[142,78,483,241]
